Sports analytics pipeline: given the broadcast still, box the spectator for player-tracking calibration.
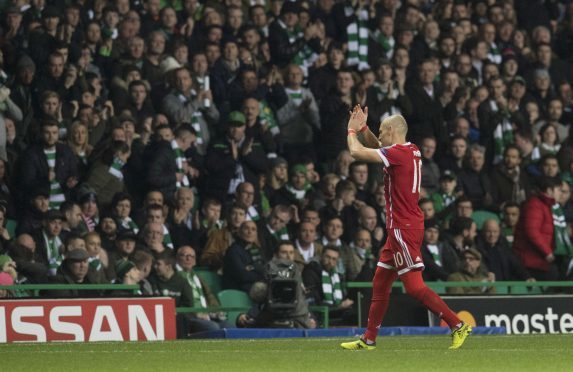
[201,204,247,271]
[276,64,320,162]
[446,248,495,295]
[45,249,105,297]
[501,202,521,244]
[222,220,265,293]
[491,145,530,206]
[421,219,459,282]
[476,219,534,282]
[420,136,440,195]
[18,119,78,211]
[302,246,354,321]
[204,112,268,201]
[294,221,322,270]
[175,246,227,332]
[513,178,562,281]
[258,204,291,261]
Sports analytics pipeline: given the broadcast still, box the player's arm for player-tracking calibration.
[347,132,383,164]
[347,105,384,164]
[361,127,382,149]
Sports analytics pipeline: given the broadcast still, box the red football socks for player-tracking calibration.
[401,270,461,329]
[364,267,397,342]
[364,268,461,342]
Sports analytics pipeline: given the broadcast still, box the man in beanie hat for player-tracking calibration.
[31,209,69,276]
[270,163,312,208]
[447,248,495,294]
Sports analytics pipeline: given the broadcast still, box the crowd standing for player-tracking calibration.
[0,0,573,332]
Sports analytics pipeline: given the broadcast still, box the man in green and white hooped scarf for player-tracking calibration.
[286,164,313,201]
[171,124,197,189]
[41,210,66,276]
[41,120,77,210]
[176,248,207,306]
[320,246,344,306]
[346,2,370,71]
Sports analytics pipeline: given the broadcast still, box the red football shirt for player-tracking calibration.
[377,142,424,230]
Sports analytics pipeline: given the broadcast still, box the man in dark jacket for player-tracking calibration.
[404,59,445,145]
[513,177,562,281]
[476,219,533,282]
[144,124,195,202]
[268,1,322,68]
[421,219,459,282]
[44,249,104,298]
[203,112,268,201]
[491,145,530,207]
[17,119,78,210]
[222,221,265,293]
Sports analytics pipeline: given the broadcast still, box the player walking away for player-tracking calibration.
[340,105,471,351]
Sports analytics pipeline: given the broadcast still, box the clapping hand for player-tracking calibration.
[348,104,368,131]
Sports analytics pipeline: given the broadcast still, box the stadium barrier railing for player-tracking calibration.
[0,284,330,328]
[346,281,573,327]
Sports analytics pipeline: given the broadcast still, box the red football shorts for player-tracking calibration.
[378,228,425,276]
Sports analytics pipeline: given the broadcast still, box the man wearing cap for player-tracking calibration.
[44,249,105,297]
[204,111,268,200]
[446,248,495,294]
[268,1,321,68]
[28,210,68,276]
[106,230,139,280]
[161,67,219,155]
[430,170,458,222]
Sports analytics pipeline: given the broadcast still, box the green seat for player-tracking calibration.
[195,269,223,296]
[472,210,500,230]
[217,289,252,326]
[6,219,17,238]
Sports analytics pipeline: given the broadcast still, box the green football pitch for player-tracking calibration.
[1,335,572,371]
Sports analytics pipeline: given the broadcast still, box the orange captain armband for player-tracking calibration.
[348,129,358,135]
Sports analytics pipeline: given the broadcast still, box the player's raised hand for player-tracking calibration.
[347,105,365,131]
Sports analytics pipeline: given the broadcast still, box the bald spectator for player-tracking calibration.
[476,219,534,282]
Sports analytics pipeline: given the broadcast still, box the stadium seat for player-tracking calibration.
[217,289,252,326]
[6,219,17,238]
[471,210,500,230]
[195,268,223,296]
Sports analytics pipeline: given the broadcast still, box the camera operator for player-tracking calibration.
[237,241,315,329]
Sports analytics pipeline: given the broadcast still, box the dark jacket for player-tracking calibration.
[150,272,195,307]
[476,235,531,281]
[17,143,78,203]
[203,136,268,200]
[85,160,126,210]
[268,19,322,68]
[143,139,177,200]
[404,80,445,145]
[319,92,352,161]
[421,242,460,281]
[222,240,265,293]
[302,261,346,306]
[43,264,105,298]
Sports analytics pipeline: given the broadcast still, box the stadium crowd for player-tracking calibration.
[0,0,573,332]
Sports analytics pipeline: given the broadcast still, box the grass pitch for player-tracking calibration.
[1,334,572,371]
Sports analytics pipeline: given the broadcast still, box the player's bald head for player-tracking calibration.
[381,115,408,135]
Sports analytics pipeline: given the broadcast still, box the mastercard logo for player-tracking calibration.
[439,310,477,327]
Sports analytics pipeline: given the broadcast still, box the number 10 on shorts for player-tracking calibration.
[393,251,404,267]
